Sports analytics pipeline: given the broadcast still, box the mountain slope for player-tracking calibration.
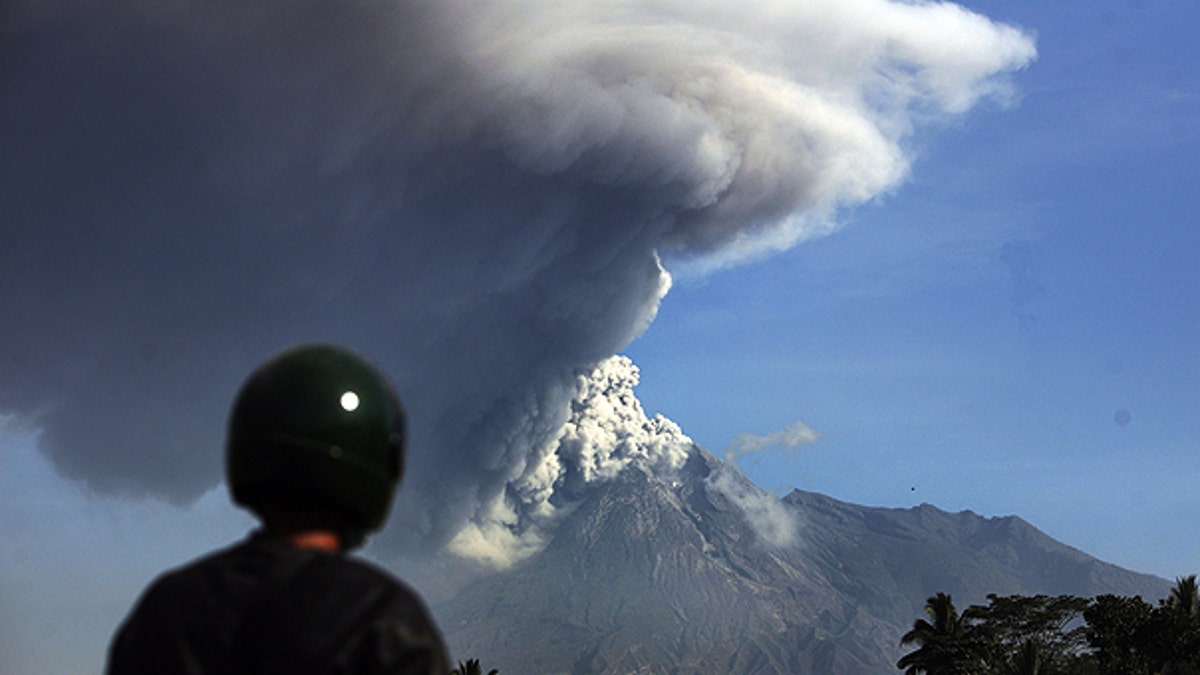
[433,358,1169,674]
[437,447,1168,674]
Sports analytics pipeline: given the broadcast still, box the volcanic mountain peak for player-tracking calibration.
[436,357,1170,673]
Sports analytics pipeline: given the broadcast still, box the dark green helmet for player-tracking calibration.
[226,344,406,541]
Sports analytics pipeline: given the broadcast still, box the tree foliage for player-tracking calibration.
[898,576,1200,675]
[898,593,990,675]
[970,593,1091,674]
[449,658,499,675]
[1084,593,1154,674]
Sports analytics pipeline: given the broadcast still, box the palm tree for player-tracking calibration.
[450,658,499,675]
[1158,576,1200,675]
[1168,575,1200,619]
[898,592,989,674]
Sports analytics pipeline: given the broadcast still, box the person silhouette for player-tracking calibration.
[107,344,448,674]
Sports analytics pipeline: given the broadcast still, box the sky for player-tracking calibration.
[1,0,1197,672]
[628,0,1200,581]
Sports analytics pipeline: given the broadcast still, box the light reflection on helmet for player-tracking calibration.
[226,344,406,544]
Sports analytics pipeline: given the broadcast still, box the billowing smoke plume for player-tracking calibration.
[448,355,693,568]
[0,0,1034,556]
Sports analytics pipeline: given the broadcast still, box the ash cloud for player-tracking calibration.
[1,0,1034,555]
[706,463,800,549]
[448,356,693,568]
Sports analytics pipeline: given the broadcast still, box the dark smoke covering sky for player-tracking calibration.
[1,0,1033,554]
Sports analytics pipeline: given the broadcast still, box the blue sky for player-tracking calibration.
[1,1,1197,673]
[630,0,1200,579]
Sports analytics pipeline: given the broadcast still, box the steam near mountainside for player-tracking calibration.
[436,356,1170,674]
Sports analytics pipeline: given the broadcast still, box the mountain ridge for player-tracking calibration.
[432,358,1170,674]
[437,446,1170,674]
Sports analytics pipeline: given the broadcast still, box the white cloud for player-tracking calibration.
[725,420,823,465]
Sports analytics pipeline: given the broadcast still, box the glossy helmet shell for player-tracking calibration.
[226,344,405,535]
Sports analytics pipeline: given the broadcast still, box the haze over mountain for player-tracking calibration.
[435,356,1170,674]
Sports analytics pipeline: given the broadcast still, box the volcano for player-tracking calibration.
[433,358,1168,674]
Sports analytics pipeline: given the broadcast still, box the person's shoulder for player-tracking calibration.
[107,537,264,672]
[156,535,251,576]
[306,553,442,628]
[298,553,450,671]
[135,534,276,603]
[310,552,423,599]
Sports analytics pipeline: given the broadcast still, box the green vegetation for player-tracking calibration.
[898,592,990,674]
[450,658,499,675]
[898,576,1200,674]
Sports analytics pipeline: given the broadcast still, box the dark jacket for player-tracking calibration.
[107,533,449,674]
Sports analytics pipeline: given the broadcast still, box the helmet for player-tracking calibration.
[226,344,406,541]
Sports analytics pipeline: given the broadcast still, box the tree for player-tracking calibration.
[1147,576,1200,675]
[1084,594,1153,675]
[904,580,1200,675]
[1011,639,1043,675]
[1167,575,1200,619]
[898,592,990,674]
[449,658,499,675]
[968,594,1091,674]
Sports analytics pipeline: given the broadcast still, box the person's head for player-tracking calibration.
[226,344,406,549]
